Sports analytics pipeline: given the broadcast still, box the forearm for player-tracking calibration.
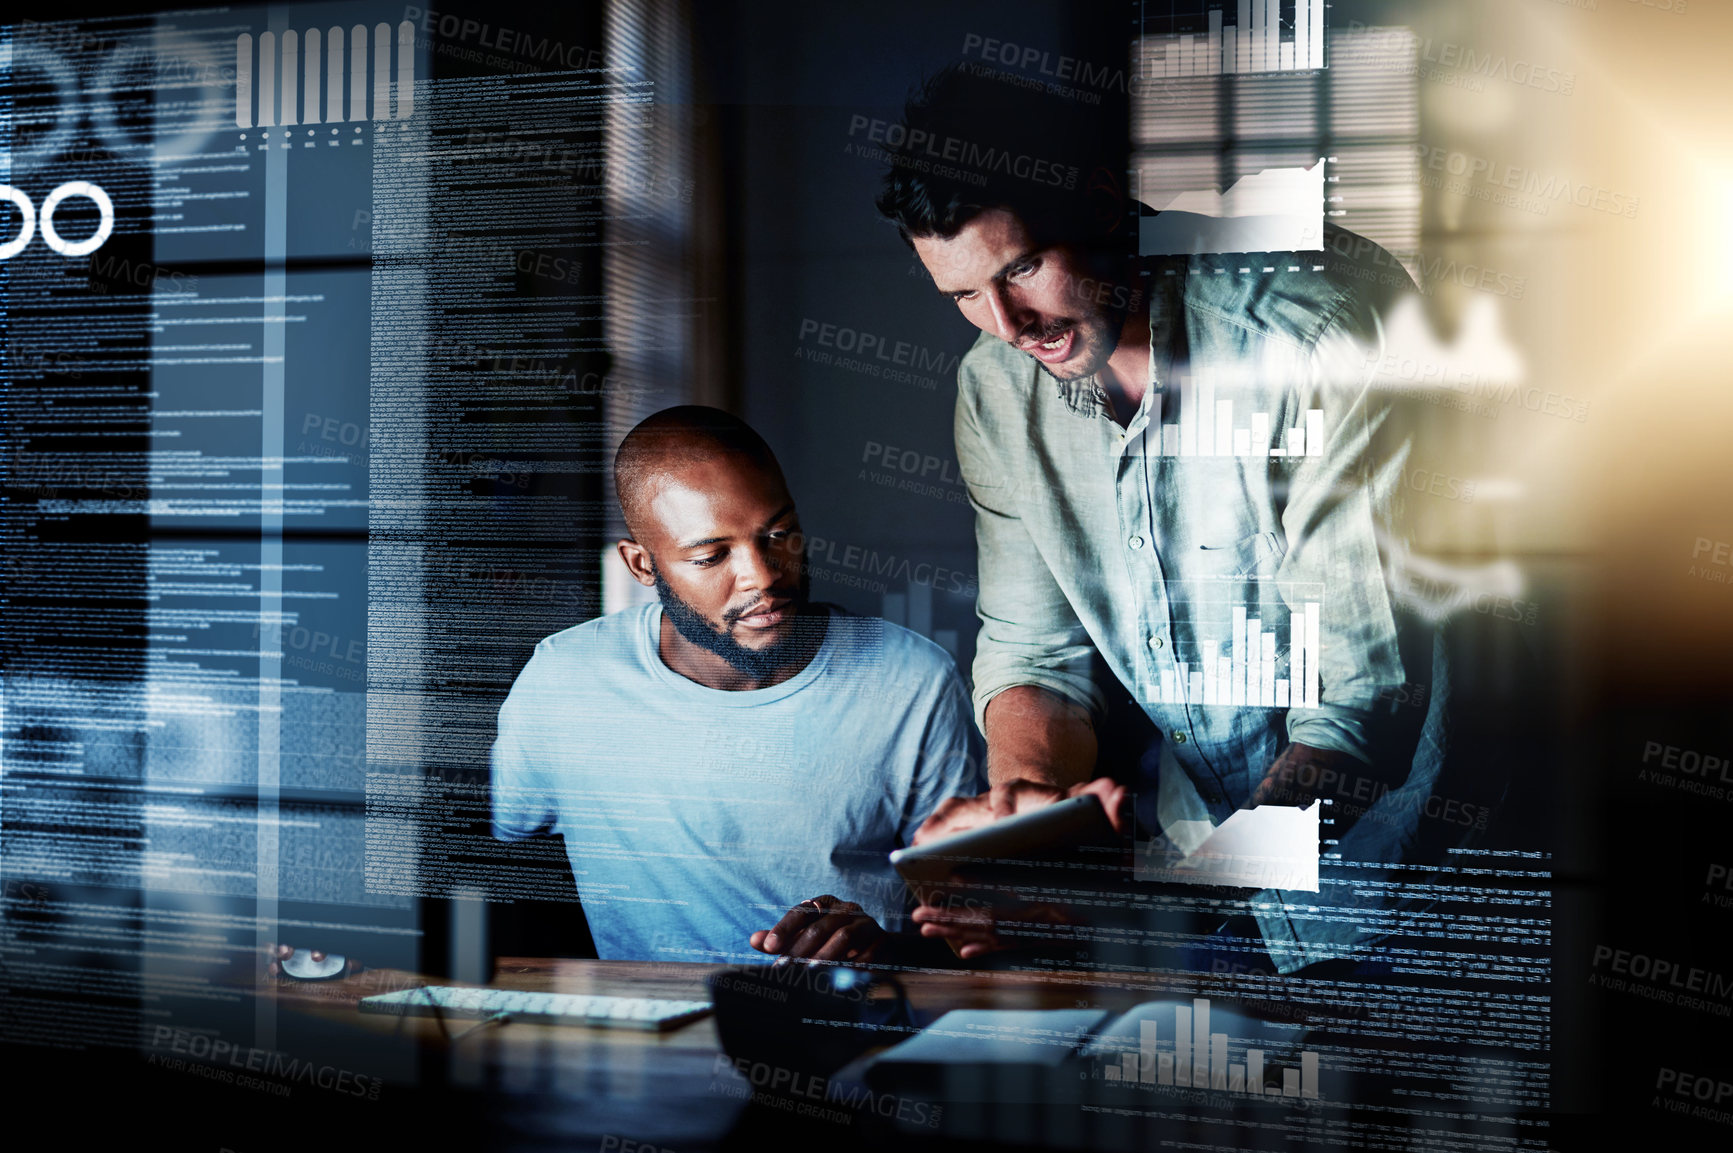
[982,685,1098,789]
[1252,741,1381,808]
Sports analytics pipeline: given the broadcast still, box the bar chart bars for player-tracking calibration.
[1104,1019,1165,1084]
[1154,596,1322,711]
[1141,0,1327,77]
[1151,386,1324,460]
[237,21,416,128]
[1097,997,1321,1100]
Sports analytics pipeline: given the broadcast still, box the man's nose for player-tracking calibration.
[984,282,1030,343]
[735,542,778,590]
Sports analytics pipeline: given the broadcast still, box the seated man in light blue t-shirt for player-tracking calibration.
[489,406,983,965]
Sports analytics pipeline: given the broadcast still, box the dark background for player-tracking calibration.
[6,1,1729,1147]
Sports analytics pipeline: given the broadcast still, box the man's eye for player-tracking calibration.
[1009,259,1038,278]
[692,553,723,567]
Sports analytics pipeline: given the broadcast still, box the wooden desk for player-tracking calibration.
[257,958,1230,1151]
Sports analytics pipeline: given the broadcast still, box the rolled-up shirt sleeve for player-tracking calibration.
[1278,289,1416,767]
[955,361,1107,734]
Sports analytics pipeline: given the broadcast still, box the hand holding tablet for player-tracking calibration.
[891,792,1120,885]
[896,779,1130,961]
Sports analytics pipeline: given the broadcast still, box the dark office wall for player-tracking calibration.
[693,1,1131,683]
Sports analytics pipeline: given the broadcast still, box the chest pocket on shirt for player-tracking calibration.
[1196,530,1286,576]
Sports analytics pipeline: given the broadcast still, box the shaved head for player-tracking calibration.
[614,406,784,540]
[612,406,818,690]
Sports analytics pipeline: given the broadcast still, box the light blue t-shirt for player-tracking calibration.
[490,604,983,963]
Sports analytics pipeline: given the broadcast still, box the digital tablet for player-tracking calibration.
[889,793,1119,885]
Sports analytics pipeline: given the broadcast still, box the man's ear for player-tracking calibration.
[617,539,657,587]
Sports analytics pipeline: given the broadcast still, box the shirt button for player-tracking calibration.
[1128,535,1146,550]
[1172,732,1188,745]
[1148,635,1164,650]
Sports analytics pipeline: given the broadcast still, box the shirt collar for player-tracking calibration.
[1051,260,1182,420]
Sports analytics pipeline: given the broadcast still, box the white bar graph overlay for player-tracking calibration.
[1156,389,1324,460]
[237,20,417,127]
[1096,997,1321,1100]
[1143,0,1326,77]
[1154,596,1322,711]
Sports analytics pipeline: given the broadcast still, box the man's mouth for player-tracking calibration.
[731,598,792,629]
[1019,327,1074,365]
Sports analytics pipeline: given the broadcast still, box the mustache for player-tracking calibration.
[722,590,802,627]
[1019,318,1073,345]
[722,599,769,626]
[719,547,812,626]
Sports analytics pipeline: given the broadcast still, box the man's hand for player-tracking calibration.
[908,884,1076,961]
[1249,743,1370,809]
[750,895,884,962]
[912,775,1129,846]
[906,776,1129,960]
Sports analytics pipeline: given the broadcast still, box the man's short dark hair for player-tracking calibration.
[873,62,1123,253]
[614,406,782,540]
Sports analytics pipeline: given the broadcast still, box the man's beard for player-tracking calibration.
[1027,304,1128,385]
[653,569,824,682]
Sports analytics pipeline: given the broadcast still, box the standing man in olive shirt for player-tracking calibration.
[878,65,1451,973]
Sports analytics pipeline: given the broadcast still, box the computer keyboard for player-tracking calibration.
[359,986,712,1032]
